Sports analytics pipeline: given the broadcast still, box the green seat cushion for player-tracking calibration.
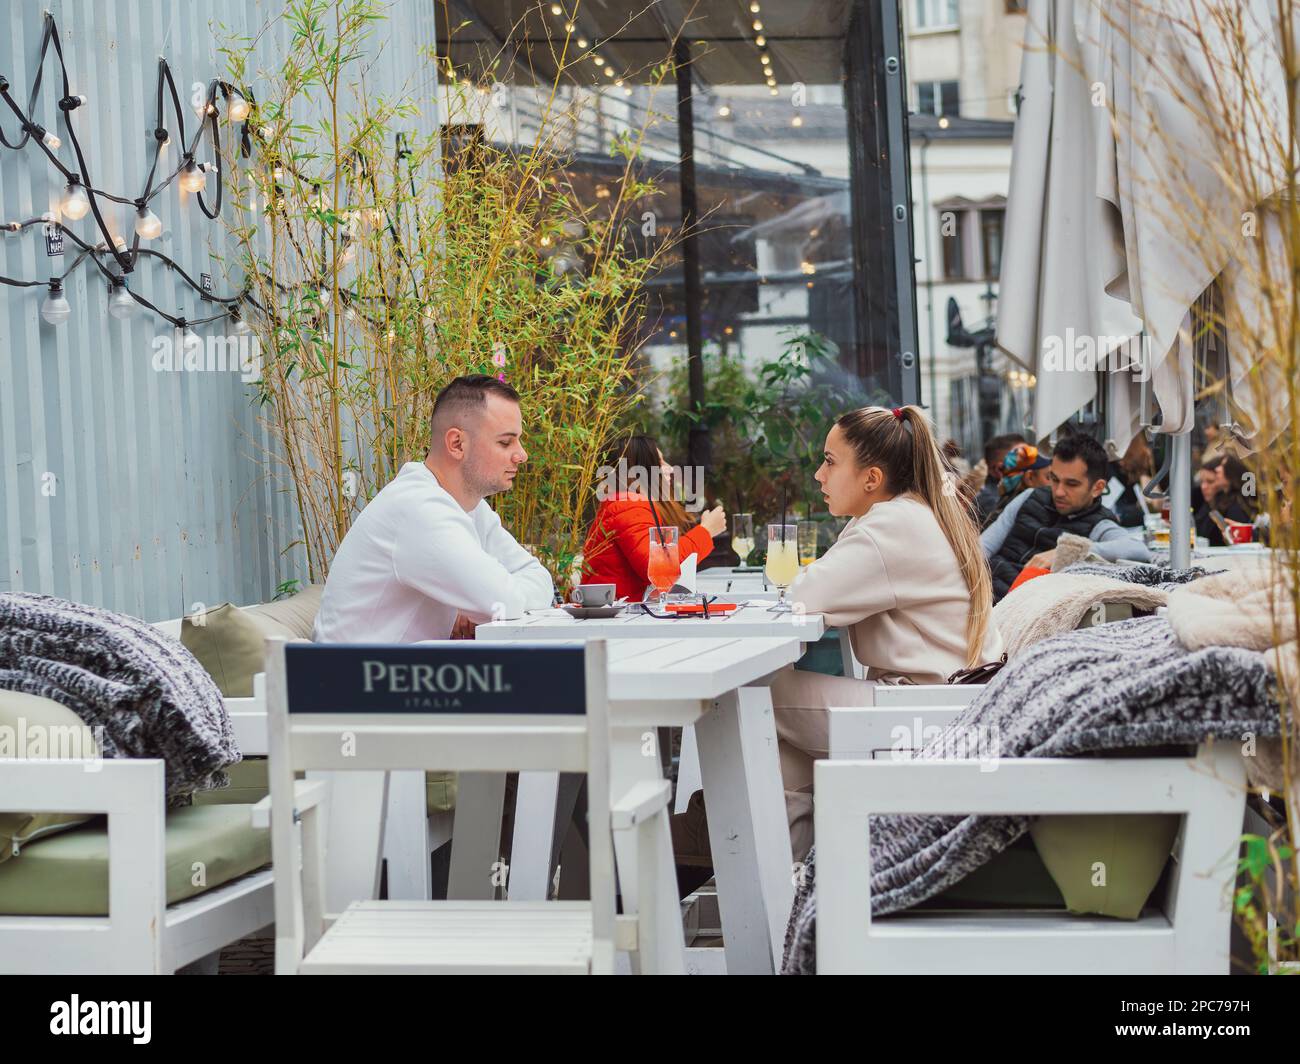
[919,833,1067,910]
[191,757,457,815]
[0,689,100,865]
[1029,813,1179,919]
[180,586,323,698]
[0,804,270,916]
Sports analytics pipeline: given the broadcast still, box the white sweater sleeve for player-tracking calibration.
[789,519,897,628]
[478,504,557,612]
[391,497,554,622]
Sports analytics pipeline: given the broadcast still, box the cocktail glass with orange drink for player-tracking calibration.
[647,526,680,609]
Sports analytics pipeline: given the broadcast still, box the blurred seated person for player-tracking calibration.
[981,433,1151,601]
[974,432,1027,525]
[1105,433,1155,528]
[580,434,726,601]
[980,442,1051,531]
[1194,453,1256,546]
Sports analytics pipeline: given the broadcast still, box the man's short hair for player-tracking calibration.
[430,375,520,438]
[1052,433,1109,484]
[984,432,1026,468]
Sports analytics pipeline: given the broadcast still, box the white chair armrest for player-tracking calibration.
[611,780,672,830]
[815,744,1243,816]
[250,779,329,829]
[871,684,983,707]
[828,705,963,760]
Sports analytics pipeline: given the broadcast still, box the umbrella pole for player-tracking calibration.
[1168,430,1192,568]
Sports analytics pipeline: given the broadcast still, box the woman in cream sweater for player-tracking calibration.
[773,404,1002,859]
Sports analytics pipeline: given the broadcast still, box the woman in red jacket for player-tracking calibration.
[581,434,727,601]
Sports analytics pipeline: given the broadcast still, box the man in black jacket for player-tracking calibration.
[980,433,1151,600]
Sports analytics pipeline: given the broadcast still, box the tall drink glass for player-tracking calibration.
[647,526,680,609]
[732,513,754,565]
[766,523,799,610]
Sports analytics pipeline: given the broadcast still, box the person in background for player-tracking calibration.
[981,433,1151,601]
[1108,433,1155,528]
[313,374,555,642]
[1195,453,1256,546]
[580,434,726,602]
[980,442,1051,531]
[941,438,982,514]
[975,432,1027,524]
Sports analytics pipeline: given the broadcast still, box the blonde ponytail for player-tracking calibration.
[896,406,992,666]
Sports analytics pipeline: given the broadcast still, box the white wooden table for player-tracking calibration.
[480,601,821,640]
[473,628,820,975]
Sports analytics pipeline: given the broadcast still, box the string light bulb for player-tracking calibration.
[227,90,251,122]
[41,280,71,324]
[108,279,135,320]
[134,205,163,239]
[180,158,207,193]
[41,128,61,150]
[232,310,252,335]
[180,325,203,358]
[60,180,90,220]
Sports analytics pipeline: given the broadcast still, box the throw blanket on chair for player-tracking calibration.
[992,570,1169,659]
[1166,566,1296,794]
[0,593,238,798]
[781,612,1282,974]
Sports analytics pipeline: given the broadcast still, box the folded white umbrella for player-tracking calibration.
[998,0,1292,450]
[996,0,1145,447]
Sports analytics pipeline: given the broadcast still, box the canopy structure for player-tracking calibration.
[997,0,1295,563]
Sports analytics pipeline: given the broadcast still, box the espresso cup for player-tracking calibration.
[571,583,615,607]
[1225,522,1253,545]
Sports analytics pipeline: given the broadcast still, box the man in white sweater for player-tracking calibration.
[314,374,555,643]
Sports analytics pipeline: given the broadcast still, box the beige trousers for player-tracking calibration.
[769,664,877,863]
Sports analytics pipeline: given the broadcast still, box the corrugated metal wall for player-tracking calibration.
[0,0,438,621]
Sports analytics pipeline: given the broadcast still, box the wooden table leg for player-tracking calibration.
[382,770,431,900]
[447,772,506,899]
[694,685,795,974]
[507,772,561,900]
[308,769,387,914]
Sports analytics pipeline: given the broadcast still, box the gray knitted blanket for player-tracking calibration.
[1060,561,1212,589]
[0,593,238,798]
[781,613,1282,974]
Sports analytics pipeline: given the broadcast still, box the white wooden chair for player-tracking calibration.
[153,612,454,903]
[814,740,1247,973]
[262,637,672,974]
[0,757,274,974]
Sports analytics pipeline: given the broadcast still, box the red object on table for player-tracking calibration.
[1224,521,1254,545]
[664,601,739,615]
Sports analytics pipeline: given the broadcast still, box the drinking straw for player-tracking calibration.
[780,484,787,542]
[648,498,667,551]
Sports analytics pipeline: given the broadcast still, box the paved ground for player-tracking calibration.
[219,934,274,975]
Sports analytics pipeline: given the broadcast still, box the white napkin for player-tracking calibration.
[672,552,698,593]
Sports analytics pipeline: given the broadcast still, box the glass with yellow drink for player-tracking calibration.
[766,523,799,610]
